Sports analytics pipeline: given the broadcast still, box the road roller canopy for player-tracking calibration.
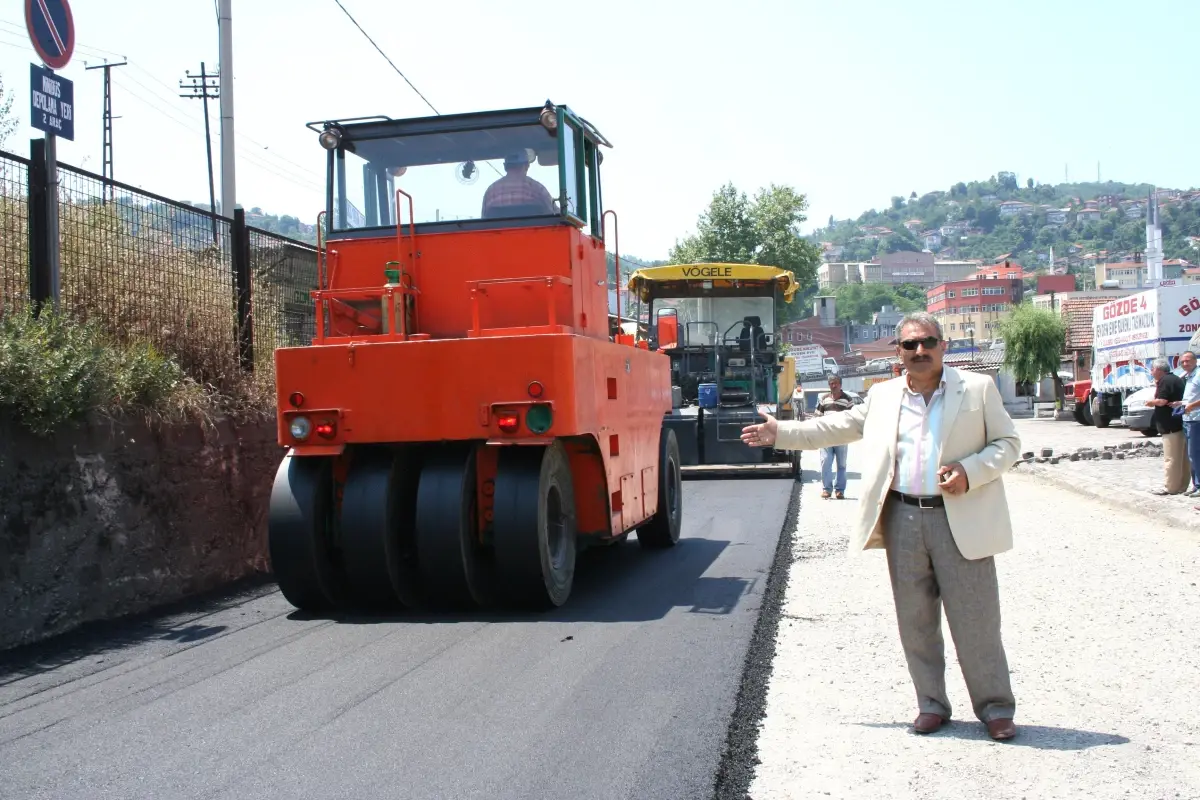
[626,263,800,304]
[307,101,613,238]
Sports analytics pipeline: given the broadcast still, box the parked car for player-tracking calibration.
[1121,385,1158,436]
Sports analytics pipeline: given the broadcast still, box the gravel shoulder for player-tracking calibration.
[749,443,1200,800]
[1010,418,1200,533]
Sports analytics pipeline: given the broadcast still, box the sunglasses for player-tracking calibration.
[898,336,941,351]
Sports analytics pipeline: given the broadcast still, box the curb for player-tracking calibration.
[710,476,802,800]
[1011,460,1200,533]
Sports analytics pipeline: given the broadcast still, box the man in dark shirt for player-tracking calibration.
[1147,358,1188,495]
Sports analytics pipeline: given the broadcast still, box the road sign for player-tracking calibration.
[25,0,75,70]
[30,63,74,141]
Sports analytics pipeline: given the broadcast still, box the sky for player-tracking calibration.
[2,0,1198,259]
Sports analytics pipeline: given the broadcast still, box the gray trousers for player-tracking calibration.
[882,496,1016,723]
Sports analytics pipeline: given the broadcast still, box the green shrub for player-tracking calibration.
[0,307,206,436]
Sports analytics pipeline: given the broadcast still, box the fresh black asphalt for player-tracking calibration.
[0,478,798,800]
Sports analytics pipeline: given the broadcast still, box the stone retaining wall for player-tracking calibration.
[0,414,283,651]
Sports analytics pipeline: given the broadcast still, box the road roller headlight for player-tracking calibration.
[290,416,312,440]
[318,127,342,150]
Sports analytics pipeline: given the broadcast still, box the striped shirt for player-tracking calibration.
[890,375,947,497]
[816,391,854,415]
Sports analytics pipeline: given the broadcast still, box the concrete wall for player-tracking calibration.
[0,414,283,651]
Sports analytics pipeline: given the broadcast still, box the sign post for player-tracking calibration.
[24,0,76,309]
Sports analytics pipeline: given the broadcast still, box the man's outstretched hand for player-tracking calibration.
[741,408,779,447]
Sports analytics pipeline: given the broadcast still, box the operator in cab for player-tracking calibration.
[481,151,555,218]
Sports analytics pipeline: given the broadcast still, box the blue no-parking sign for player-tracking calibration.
[24,0,75,70]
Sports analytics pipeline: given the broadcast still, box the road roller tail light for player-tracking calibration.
[497,412,520,433]
[315,421,337,439]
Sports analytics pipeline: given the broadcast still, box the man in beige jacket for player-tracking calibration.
[741,311,1022,741]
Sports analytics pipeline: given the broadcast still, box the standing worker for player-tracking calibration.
[739,311,1022,742]
[1147,358,1188,495]
[1170,351,1200,496]
[815,375,854,499]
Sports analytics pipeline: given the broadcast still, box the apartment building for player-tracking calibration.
[816,261,871,288]
[926,274,1024,340]
[818,252,982,289]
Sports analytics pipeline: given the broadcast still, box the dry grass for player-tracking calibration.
[0,160,316,435]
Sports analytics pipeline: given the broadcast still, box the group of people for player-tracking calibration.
[1146,349,1200,496]
[745,311,1022,742]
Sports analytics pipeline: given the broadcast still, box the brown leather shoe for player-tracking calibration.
[913,713,947,734]
[834,491,845,499]
[986,718,1016,740]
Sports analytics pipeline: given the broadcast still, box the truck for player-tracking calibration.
[1072,284,1200,428]
[791,344,825,378]
[268,101,683,614]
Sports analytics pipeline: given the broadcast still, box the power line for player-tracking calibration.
[109,72,322,192]
[110,62,321,178]
[112,80,322,194]
[328,1,505,179]
[330,0,440,115]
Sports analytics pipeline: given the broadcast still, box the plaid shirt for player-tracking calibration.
[481,176,554,215]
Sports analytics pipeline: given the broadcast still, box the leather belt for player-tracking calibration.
[888,489,944,509]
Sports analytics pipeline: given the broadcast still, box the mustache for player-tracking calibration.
[910,355,932,362]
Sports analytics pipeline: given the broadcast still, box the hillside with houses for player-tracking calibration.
[809,175,1200,280]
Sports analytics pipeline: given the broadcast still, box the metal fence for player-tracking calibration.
[246,226,319,375]
[0,147,320,393]
[0,153,29,312]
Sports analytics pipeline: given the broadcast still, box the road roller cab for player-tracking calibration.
[626,263,802,479]
[268,101,683,613]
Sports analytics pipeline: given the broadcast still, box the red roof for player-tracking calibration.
[1061,297,1110,350]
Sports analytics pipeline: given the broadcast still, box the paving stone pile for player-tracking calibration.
[1012,438,1163,467]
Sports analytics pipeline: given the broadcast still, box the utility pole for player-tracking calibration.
[85,60,127,202]
[218,0,237,221]
[179,62,220,244]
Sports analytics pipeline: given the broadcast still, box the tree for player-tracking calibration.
[883,233,919,254]
[1027,177,1034,189]
[669,183,823,322]
[833,283,923,324]
[0,71,16,148]
[996,302,1067,408]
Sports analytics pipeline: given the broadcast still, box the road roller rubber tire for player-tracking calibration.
[493,441,577,609]
[339,447,423,609]
[268,454,349,611]
[636,428,683,549]
[414,445,495,610]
